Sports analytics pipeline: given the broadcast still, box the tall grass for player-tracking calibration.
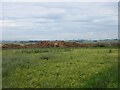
[2,48,118,88]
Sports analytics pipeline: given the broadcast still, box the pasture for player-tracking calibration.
[2,47,118,88]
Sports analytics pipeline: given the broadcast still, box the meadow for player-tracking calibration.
[2,47,118,88]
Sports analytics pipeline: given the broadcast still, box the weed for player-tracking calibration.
[2,48,118,88]
[40,56,50,60]
[108,49,112,53]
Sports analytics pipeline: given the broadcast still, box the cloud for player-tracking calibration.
[1,0,119,2]
[2,2,118,40]
[2,3,66,20]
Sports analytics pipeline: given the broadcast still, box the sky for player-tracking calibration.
[1,0,119,2]
[1,2,118,41]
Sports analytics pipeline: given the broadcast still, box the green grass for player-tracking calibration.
[2,48,118,88]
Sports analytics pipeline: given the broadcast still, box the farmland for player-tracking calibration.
[2,47,118,88]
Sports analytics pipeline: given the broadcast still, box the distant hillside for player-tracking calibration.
[2,39,118,44]
[2,40,119,49]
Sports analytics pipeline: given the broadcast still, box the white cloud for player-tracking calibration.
[1,2,118,40]
[3,4,66,20]
[0,20,17,28]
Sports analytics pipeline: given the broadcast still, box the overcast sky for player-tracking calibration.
[1,2,118,40]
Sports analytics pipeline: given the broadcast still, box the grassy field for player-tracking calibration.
[2,47,118,88]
